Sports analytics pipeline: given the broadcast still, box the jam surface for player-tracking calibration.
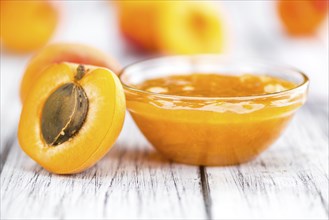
[136,73,296,97]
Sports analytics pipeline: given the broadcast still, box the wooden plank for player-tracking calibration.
[0,115,206,219]
[205,102,329,219]
[0,53,26,155]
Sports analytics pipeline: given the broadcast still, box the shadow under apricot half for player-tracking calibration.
[20,43,121,103]
[18,63,125,174]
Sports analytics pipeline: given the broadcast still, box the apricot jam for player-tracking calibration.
[136,74,296,97]
[121,56,308,166]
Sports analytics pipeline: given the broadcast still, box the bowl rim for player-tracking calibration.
[119,54,309,101]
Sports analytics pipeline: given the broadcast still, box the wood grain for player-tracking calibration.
[1,115,206,219]
[1,101,328,219]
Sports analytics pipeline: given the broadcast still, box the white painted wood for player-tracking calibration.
[0,114,206,219]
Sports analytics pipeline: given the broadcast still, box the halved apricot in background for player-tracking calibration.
[18,62,125,174]
[20,43,121,103]
[158,2,225,54]
[116,1,225,54]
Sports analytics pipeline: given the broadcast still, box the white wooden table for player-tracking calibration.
[1,101,328,219]
[1,1,328,219]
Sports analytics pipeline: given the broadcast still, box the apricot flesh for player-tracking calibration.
[20,43,121,103]
[18,63,125,174]
[0,0,58,53]
[278,0,329,35]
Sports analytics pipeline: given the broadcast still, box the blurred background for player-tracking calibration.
[1,0,328,146]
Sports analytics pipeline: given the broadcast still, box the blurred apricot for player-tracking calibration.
[20,43,121,103]
[0,0,58,53]
[278,0,328,35]
[117,1,225,54]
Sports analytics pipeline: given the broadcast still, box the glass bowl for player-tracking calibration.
[119,55,309,166]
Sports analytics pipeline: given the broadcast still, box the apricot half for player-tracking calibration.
[18,63,125,174]
[20,43,121,103]
[0,0,58,53]
[117,1,225,54]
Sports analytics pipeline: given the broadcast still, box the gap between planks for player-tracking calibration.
[200,166,213,220]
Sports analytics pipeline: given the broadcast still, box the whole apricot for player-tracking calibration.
[278,0,328,35]
[20,43,121,103]
[0,0,59,53]
[18,63,125,174]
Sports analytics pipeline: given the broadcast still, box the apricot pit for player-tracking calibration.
[41,80,88,146]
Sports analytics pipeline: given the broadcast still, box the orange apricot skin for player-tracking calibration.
[20,43,121,103]
[0,0,58,53]
[278,0,329,35]
[18,63,125,174]
[117,1,159,51]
